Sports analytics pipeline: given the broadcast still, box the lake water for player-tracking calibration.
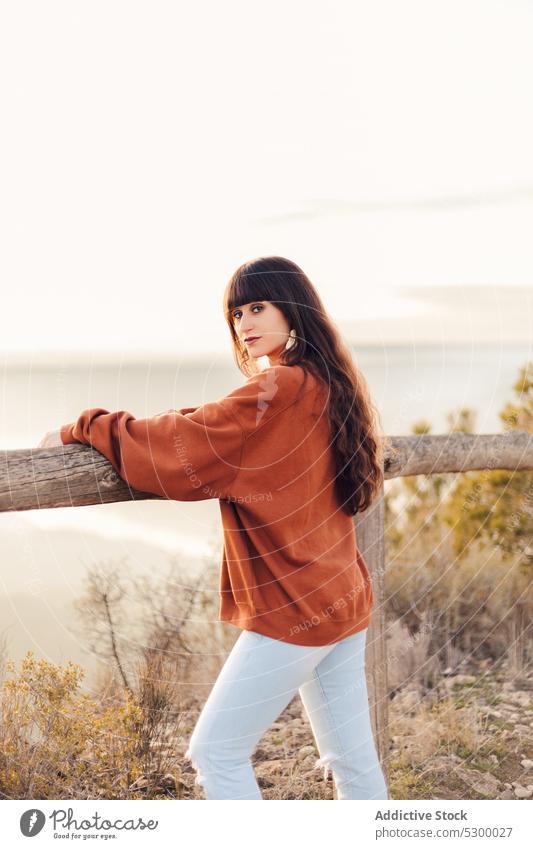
[0,344,530,685]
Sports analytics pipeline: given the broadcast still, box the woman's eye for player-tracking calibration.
[233,304,262,320]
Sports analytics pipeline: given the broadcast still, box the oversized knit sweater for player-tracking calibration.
[60,363,374,646]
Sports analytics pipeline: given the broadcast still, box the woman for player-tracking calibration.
[39,255,389,801]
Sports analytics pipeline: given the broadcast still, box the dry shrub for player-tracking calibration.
[387,614,440,695]
[0,651,143,799]
[391,695,490,770]
[75,552,239,708]
[386,536,532,669]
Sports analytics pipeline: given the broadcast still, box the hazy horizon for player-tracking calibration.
[2,282,531,367]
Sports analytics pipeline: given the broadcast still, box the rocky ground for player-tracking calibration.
[158,658,533,800]
[386,662,533,800]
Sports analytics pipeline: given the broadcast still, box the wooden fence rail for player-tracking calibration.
[1,429,532,793]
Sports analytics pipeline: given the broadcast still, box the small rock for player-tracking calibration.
[443,675,477,690]
[457,769,501,797]
[297,745,316,762]
[514,785,533,798]
[515,724,531,734]
[506,692,531,708]
[520,759,533,770]
[499,789,515,799]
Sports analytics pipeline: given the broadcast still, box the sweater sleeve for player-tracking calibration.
[59,366,306,502]
[60,398,245,502]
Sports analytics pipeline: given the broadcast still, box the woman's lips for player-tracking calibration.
[246,336,261,345]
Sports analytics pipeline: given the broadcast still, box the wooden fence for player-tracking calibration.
[1,430,532,791]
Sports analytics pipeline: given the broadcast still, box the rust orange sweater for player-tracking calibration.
[60,364,374,645]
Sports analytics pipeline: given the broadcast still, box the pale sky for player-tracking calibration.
[1,0,532,360]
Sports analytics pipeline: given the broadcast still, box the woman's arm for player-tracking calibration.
[57,402,245,502]
[38,365,306,502]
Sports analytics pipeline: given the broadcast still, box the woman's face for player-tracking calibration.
[231,300,291,366]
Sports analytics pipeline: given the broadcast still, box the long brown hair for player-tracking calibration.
[223,255,386,515]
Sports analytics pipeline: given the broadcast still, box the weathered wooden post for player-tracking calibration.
[354,482,389,784]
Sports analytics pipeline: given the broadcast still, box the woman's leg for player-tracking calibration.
[184,629,337,799]
[298,627,389,800]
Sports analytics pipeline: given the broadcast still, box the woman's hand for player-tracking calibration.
[38,428,63,448]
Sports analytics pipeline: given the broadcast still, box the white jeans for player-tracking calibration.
[184,626,389,800]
